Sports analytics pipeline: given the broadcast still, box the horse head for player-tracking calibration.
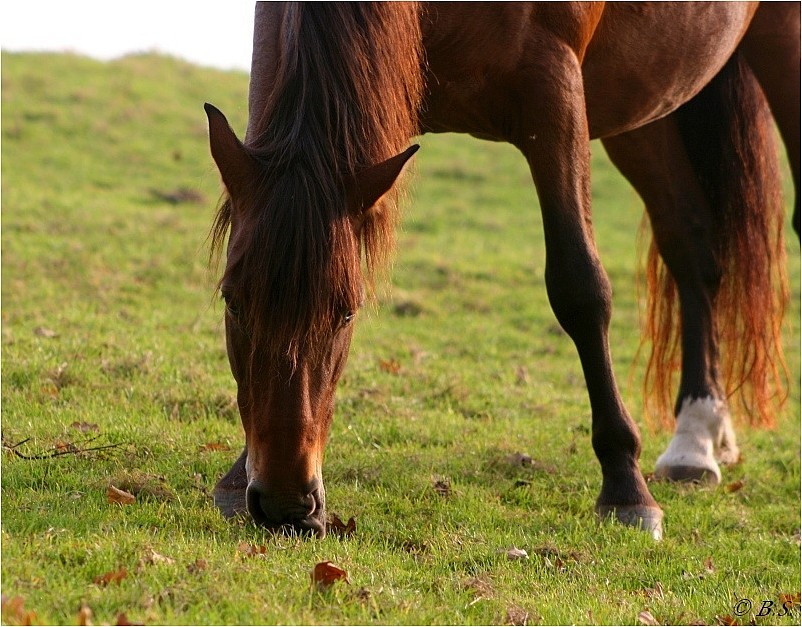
[205,103,417,535]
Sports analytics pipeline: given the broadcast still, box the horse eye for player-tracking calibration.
[221,292,240,319]
[343,311,356,325]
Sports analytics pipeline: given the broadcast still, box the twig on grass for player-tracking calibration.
[2,435,123,460]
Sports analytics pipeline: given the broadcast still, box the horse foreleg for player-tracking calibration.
[603,115,737,485]
[213,447,249,518]
[513,49,662,539]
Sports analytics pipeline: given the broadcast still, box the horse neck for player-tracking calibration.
[245,3,424,162]
[245,3,281,144]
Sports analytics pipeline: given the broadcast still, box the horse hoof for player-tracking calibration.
[213,486,247,519]
[653,464,720,485]
[596,504,664,541]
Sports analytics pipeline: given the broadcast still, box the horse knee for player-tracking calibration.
[545,260,612,342]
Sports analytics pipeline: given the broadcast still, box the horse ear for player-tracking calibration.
[351,145,420,211]
[204,102,257,196]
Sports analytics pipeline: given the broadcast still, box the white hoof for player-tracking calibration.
[654,396,739,484]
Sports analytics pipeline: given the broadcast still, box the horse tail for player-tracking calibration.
[643,51,789,428]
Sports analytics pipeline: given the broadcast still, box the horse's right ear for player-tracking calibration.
[205,103,257,197]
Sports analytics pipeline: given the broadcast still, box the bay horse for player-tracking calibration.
[205,2,799,540]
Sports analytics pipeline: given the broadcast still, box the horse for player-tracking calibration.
[204,2,799,540]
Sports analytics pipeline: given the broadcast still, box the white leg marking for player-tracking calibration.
[654,396,740,484]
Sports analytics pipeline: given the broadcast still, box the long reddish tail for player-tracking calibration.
[642,52,789,428]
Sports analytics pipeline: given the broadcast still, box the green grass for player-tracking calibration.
[1,51,799,625]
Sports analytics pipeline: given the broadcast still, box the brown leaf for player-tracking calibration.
[198,442,230,452]
[642,582,665,601]
[506,547,529,561]
[1,595,37,626]
[114,613,144,626]
[378,358,401,374]
[463,575,494,599]
[70,421,99,433]
[433,477,451,497]
[94,568,128,587]
[312,561,350,588]
[77,603,93,626]
[327,513,356,538]
[34,326,57,338]
[237,543,267,557]
[107,485,136,505]
[187,559,208,574]
[638,609,661,626]
[715,615,737,626]
[505,605,531,626]
[725,479,745,493]
[779,592,801,608]
[140,548,175,567]
[703,556,715,574]
[506,452,533,466]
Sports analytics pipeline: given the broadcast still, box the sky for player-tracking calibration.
[1,1,255,72]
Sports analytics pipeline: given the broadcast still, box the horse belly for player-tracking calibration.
[582,2,758,138]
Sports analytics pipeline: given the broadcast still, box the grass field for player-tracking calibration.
[1,51,799,626]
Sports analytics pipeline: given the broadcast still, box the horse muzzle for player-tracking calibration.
[245,478,326,537]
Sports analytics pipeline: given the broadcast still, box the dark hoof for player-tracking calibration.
[596,504,664,541]
[213,448,248,518]
[213,486,247,518]
[653,465,720,485]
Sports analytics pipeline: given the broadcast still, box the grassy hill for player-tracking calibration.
[1,51,799,625]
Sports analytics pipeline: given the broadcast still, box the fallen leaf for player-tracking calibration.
[312,561,350,588]
[725,479,745,493]
[514,366,530,386]
[237,543,267,557]
[715,615,737,626]
[703,556,715,574]
[378,358,401,374]
[187,559,208,574]
[70,421,99,433]
[642,582,665,601]
[355,587,371,602]
[463,575,494,599]
[108,472,175,501]
[506,452,534,466]
[107,485,136,505]
[506,547,528,561]
[115,612,144,626]
[54,440,79,453]
[94,568,128,587]
[34,326,57,338]
[779,592,801,608]
[198,442,230,452]
[327,513,356,538]
[638,609,660,625]
[433,477,451,497]
[140,548,175,566]
[77,603,93,626]
[505,605,530,626]
[1,595,37,625]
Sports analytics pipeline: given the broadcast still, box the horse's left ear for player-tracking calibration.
[350,145,420,211]
[205,102,258,197]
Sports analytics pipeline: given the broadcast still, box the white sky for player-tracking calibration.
[1,1,255,72]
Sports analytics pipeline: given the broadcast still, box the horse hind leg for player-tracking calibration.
[602,115,737,485]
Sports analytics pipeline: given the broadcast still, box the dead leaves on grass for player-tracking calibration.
[93,568,129,587]
[312,561,350,589]
[326,513,356,538]
[1,595,37,625]
[107,485,136,505]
